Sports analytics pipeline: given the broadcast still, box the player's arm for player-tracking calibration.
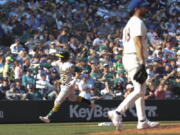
[134,36,145,64]
[133,36,148,84]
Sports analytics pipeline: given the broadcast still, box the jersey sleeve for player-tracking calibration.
[51,61,59,66]
[131,19,144,37]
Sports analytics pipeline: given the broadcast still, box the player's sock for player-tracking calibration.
[76,96,91,105]
[140,119,146,122]
[46,104,60,119]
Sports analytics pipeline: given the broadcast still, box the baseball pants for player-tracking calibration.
[116,54,146,121]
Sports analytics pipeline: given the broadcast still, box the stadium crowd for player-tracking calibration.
[0,0,179,101]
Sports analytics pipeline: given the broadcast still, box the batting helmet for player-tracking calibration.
[55,51,70,62]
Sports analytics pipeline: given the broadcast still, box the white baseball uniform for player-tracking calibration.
[116,16,148,121]
[51,60,77,105]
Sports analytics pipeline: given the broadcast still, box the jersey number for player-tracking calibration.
[125,28,130,42]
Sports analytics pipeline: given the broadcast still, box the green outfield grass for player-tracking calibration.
[0,121,179,135]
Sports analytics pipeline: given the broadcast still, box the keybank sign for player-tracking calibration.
[69,105,157,120]
[70,105,114,120]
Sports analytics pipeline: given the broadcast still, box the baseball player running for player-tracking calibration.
[39,51,95,123]
[108,0,160,130]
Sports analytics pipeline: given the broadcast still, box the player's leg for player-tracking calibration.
[39,85,69,123]
[131,70,159,129]
[108,55,140,130]
[116,68,159,129]
[108,68,146,130]
[135,87,160,129]
[115,68,144,114]
[68,90,96,109]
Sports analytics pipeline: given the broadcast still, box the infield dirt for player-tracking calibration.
[89,123,180,135]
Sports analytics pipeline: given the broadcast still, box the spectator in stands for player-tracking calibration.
[155,84,166,99]
[3,56,13,79]
[25,84,43,100]
[22,70,36,88]
[10,39,24,55]
[15,79,26,100]
[6,83,19,100]
[163,83,173,99]
[100,82,114,100]
[0,78,9,100]
[78,74,93,100]
[36,72,55,100]
[124,83,133,98]
[13,61,23,79]
[0,56,4,78]
[145,81,156,100]
[0,0,179,100]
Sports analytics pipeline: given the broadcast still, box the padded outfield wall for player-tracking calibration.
[0,100,180,123]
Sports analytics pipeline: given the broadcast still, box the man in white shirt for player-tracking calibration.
[78,74,92,100]
[10,39,24,54]
[36,72,55,96]
[108,0,159,130]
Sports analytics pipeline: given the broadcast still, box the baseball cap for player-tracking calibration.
[127,0,150,12]
[10,83,16,88]
[40,72,46,77]
[103,63,109,67]
[117,69,125,74]
[5,56,13,61]
[126,84,134,89]
[80,74,88,79]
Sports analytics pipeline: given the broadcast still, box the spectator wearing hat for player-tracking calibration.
[3,56,13,79]
[113,55,123,72]
[99,64,115,100]
[15,79,26,100]
[36,72,55,100]
[124,84,134,98]
[88,49,100,65]
[22,70,36,88]
[25,84,43,100]
[78,74,93,100]
[82,70,95,91]
[99,64,114,89]
[99,52,113,67]
[152,45,163,59]
[5,83,21,100]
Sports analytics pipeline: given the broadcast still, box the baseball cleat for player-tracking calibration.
[39,116,50,123]
[137,120,160,129]
[107,110,122,130]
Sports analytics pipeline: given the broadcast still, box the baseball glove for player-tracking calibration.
[133,64,148,84]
